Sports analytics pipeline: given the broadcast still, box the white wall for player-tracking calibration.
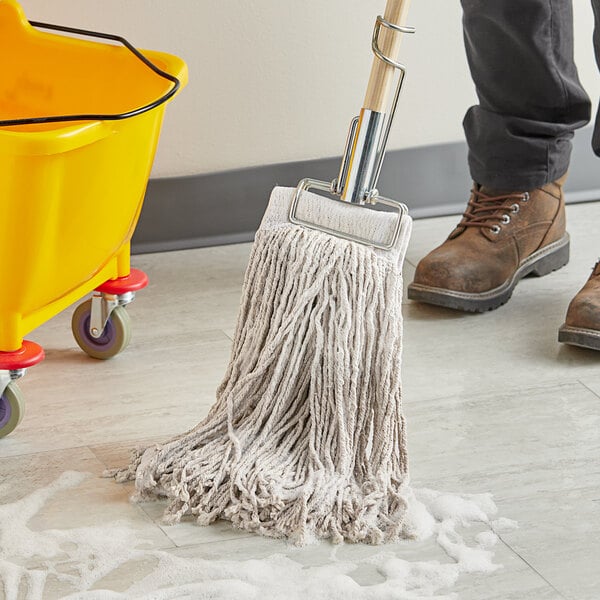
[18,1,600,178]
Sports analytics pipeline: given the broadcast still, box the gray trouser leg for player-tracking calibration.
[461,0,591,190]
[591,0,600,153]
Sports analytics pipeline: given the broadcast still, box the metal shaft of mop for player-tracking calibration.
[289,15,415,251]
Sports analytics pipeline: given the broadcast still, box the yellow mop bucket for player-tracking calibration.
[0,0,187,437]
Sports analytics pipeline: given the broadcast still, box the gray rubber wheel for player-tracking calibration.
[72,299,132,360]
[0,383,25,438]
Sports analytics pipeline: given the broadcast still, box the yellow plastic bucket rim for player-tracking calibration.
[0,0,188,154]
[1,0,184,127]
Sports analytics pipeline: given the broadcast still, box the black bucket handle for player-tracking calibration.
[0,21,181,127]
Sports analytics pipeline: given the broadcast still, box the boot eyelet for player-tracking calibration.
[511,203,520,213]
[501,214,511,224]
[490,225,501,234]
[522,192,530,202]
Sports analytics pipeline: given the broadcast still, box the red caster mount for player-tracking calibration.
[0,341,44,438]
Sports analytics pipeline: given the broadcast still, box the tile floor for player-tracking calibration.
[1,201,599,599]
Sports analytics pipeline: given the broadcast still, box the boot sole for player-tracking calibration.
[407,234,570,313]
[558,324,600,351]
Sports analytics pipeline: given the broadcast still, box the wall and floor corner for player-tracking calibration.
[131,127,600,254]
[21,0,600,254]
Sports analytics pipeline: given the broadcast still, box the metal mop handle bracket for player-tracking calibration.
[289,16,415,251]
[361,17,416,198]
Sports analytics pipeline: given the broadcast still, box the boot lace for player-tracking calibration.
[459,188,530,234]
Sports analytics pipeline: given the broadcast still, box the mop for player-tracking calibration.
[110,0,415,545]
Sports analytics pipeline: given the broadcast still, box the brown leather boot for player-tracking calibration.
[407,176,570,312]
[558,261,600,351]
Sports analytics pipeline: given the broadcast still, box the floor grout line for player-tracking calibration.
[402,378,586,408]
[135,503,178,549]
[0,438,172,463]
[577,379,600,400]
[0,441,94,461]
[168,534,256,550]
[498,537,569,599]
[136,502,256,550]
[221,329,235,342]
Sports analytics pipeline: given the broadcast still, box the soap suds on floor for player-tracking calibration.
[0,472,513,599]
[490,517,519,533]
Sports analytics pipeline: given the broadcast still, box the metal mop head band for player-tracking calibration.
[290,15,415,250]
[110,13,416,545]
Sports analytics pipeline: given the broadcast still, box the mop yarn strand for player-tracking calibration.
[110,187,413,545]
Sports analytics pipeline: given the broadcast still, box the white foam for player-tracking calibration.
[413,489,501,576]
[475,531,499,548]
[401,489,437,540]
[491,517,519,533]
[415,488,497,526]
[0,473,515,599]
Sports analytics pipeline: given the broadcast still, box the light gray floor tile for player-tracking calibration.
[0,448,171,544]
[162,532,563,600]
[10,323,231,453]
[89,440,255,548]
[401,296,599,404]
[2,201,599,599]
[0,449,175,599]
[405,381,600,600]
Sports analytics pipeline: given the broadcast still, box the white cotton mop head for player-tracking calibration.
[110,186,413,545]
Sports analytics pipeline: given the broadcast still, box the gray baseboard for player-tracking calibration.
[131,127,600,254]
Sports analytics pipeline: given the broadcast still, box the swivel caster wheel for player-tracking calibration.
[0,383,25,438]
[72,299,132,360]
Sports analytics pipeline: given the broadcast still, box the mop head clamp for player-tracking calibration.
[289,13,415,251]
[289,178,408,251]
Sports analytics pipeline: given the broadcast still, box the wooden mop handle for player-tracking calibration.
[363,0,412,112]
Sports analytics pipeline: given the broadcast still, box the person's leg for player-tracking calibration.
[559,0,600,351]
[463,0,590,190]
[408,0,590,313]
[591,0,600,154]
